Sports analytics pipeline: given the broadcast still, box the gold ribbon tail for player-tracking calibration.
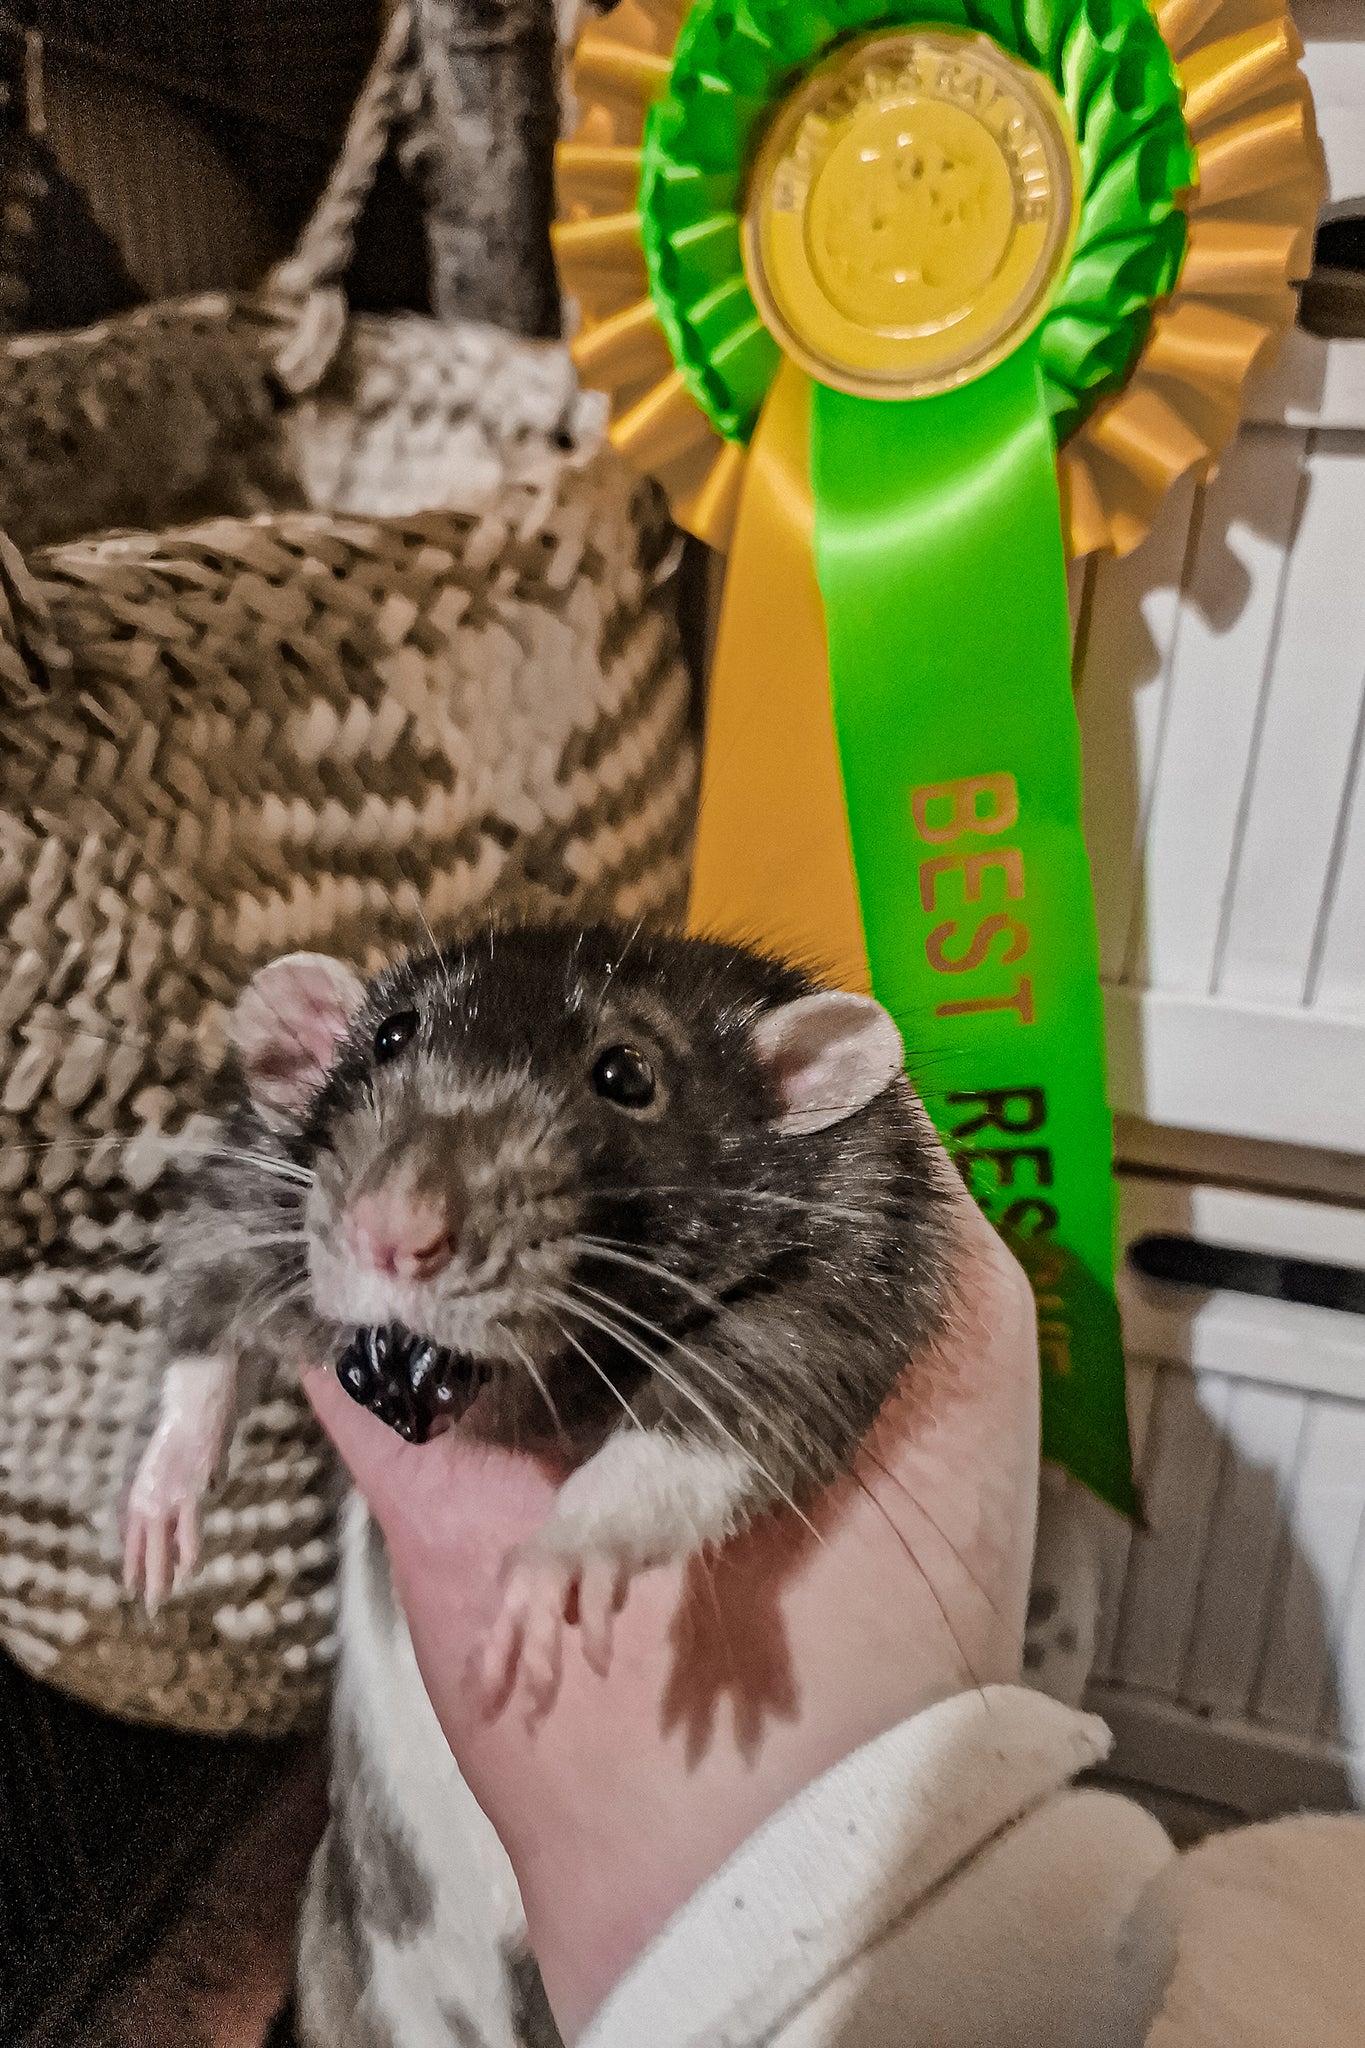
[685,361,870,994]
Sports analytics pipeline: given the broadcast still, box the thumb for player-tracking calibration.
[304,1364,562,1565]
[304,1364,428,1522]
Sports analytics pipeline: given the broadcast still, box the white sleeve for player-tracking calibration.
[581,1685,1176,2048]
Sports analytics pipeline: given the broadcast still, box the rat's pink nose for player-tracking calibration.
[347,1188,455,1281]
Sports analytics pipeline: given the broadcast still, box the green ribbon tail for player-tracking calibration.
[810,339,1137,1516]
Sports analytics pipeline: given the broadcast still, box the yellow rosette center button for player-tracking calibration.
[744,29,1080,399]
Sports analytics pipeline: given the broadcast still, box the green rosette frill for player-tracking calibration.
[639,0,1196,447]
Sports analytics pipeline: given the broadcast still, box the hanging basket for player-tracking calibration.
[0,2,698,1737]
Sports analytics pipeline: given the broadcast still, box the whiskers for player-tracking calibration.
[569,1234,732,1316]
[506,1327,568,1447]
[221,1235,313,1333]
[534,1300,644,1435]
[0,1128,315,1193]
[539,1274,818,1540]
[583,1180,914,1234]
[556,1247,986,1689]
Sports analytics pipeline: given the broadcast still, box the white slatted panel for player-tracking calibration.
[1098,1176,1365,1796]
[1254,1400,1365,1735]
[1132,431,1306,995]
[1075,3,1365,1147]
[1091,1357,1158,1681]
[1183,1381,1309,1717]
[1108,1366,1236,1695]
[1312,732,1365,1015]
[1076,477,1197,981]
[1329,1499,1365,1747]
[1247,331,1365,433]
[1296,1,1365,200]
[1216,435,1365,1008]
[1121,1266,1365,1403]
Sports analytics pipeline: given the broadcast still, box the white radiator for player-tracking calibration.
[1085,1174,1365,1816]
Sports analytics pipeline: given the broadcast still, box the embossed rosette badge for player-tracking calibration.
[555,0,1322,1511]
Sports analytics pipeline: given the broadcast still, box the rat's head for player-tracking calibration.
[229,925,918,1424]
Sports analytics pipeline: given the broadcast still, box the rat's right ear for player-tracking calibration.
[750,989,905,1136]
[230,953,366,1119]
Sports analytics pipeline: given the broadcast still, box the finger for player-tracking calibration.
[143,1516,170,1617]
[304,1366,417,1488]
[307,1368,568,1572]
[173,1496,200,1591]
[305,1367,447,1553]
[577,1557,622,1677]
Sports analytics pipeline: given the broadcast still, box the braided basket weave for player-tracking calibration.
[0,450,694,1735]
[0,0,580,554]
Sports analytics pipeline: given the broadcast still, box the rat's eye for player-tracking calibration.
[373,1010,418,1064]
[592,1044,656,1109]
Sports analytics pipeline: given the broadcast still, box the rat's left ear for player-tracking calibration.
[750,990,905,1136]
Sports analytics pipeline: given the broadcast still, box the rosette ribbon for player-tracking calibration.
[555,0,1322,1511]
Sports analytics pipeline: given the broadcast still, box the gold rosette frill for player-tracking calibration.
[556,0,1322,558]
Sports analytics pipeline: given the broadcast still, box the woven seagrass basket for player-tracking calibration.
[0,0,590,551]
[0,468,695,1737]
[0,1,697,1737]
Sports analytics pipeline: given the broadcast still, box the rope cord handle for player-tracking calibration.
[264,0,418,313]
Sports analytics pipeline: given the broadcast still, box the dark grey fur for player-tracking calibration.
[295,1822,392,2048]
[330,1711,434,1942]
[162,923,952,1521]
[505,1944,564,2048]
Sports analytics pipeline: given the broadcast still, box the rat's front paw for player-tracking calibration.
[479,1543,631,1720]
[122,1434,215,1615]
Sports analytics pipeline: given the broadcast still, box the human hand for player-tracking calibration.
[306,1156,1040,2040]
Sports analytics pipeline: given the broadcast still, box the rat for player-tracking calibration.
[124,920,952,1706]
[122,920,953,2047]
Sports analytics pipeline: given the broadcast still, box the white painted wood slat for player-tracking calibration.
[1296,1,1365,200]
[1131,431,1306,996]
[1311,718,1365,1016]
[1253,1399,1365,1736]
[1216,436,1365,1009]
[1183,1380,1309,1718]
[1104,986,1365,1155]
[1109,1366,1235,1696]
[1328,1499,1365,1747]
[1119,1276,1365,1405]
[1119,1173,1365,1270]
[1076,477,1197,982]
[1091,1357,1158,1682]
[1246,333,1365,435]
